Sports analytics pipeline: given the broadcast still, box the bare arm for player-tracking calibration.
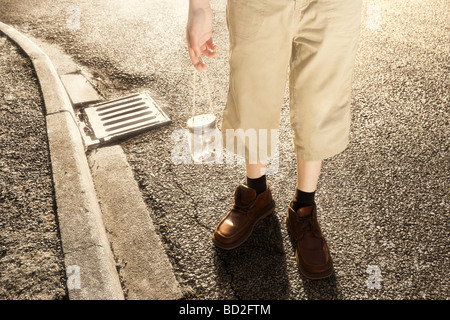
[186,0,217,71]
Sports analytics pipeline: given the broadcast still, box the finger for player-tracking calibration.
[201,45,217,58]
[188,47,207,71]
[188,46,204,70]
[206,38,217,51]
[196,56,208,71]
[200,38,218,58]
[187,29,205,68]
[188,46,200,66]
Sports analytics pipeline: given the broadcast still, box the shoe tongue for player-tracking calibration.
[236,184,257,205]
[296,205,315,217]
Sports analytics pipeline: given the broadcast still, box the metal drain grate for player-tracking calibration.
[80,93,171,149]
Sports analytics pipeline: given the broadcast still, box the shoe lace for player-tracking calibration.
[294,213,321,238]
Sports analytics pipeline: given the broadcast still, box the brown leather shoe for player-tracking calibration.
[285,204,334,279]
[212,184,275,250]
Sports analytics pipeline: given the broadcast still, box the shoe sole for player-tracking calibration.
[212,200,276,250]
[285,215,334,280]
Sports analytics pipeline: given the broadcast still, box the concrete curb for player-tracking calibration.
[0,22,124,300]
[88,146,183,299]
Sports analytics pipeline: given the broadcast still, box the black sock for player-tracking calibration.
[290,189,316,212]
[246,175,267,195]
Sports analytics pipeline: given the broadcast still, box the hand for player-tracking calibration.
[186,1,217,72]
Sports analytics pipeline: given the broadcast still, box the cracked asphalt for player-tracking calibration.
[0,0,448,299]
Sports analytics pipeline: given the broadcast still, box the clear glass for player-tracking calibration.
[187,114,221,163]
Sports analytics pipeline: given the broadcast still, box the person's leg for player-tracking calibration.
[296,158,322,193]
[245,159,267,195]
[213,156,275,250]
[222,0,294,163]
[290,158,322,212]
[213,0,294,249]
[246,160,267,179]
[289,0,362,209]
[289,0,362,161]
[286,0,363,279]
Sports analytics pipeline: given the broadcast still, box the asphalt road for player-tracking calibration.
[0,0,448,299]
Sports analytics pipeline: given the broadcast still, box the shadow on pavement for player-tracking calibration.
[300,274,341,300]
[212,210,341,300]
[284,226,341,300]
[213,213,291,299]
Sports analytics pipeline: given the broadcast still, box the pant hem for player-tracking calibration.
[294,140,349,161]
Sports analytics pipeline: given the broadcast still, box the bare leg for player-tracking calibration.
[245,159,267,179]
[296,157,322,192]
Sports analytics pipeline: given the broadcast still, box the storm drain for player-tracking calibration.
[79,93,171,149]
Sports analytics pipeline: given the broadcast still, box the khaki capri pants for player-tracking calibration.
[221,0,362,162]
